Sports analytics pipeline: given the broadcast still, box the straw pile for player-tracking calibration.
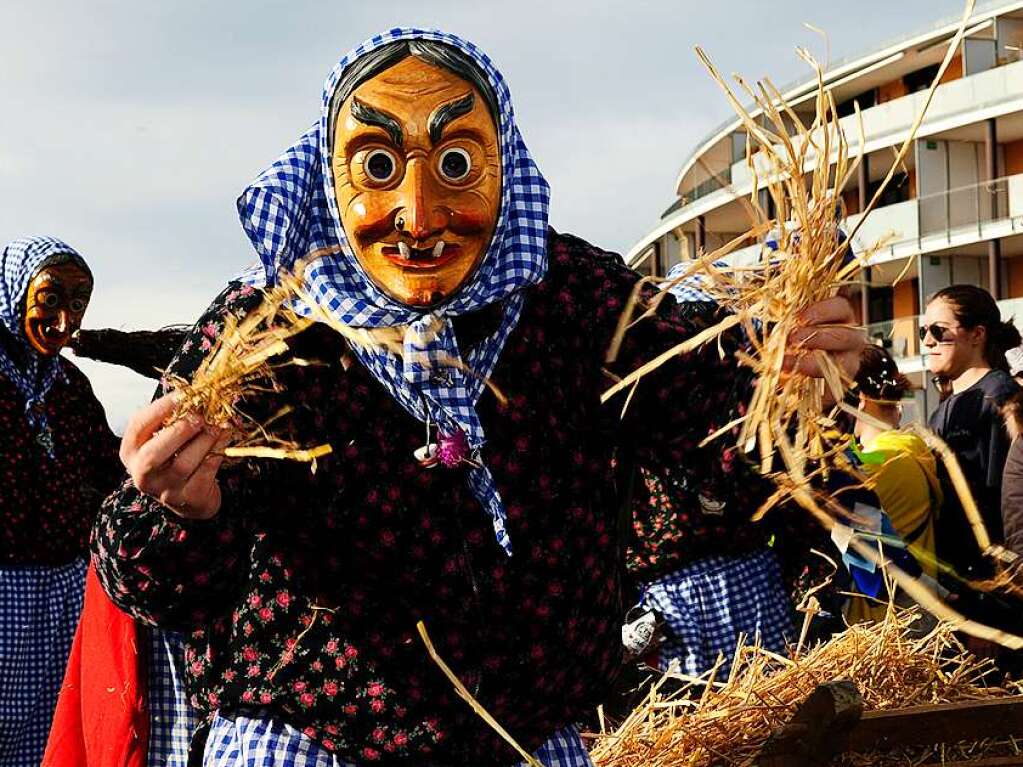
[589,608,1018,767]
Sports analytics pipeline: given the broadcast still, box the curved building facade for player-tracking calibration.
[627,0,1023,419]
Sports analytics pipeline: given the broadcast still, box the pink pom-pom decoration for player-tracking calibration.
[437,429,470,468]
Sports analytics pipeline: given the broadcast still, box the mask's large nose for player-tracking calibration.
[54,311,70,334]
[394,157,447,242]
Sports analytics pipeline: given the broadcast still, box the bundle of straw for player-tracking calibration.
[163,278,333,465]
[162,252,496,466]
[603,16,968,514]
[589,608,1015,767]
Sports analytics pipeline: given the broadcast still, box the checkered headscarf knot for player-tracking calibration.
[236,29,552,555]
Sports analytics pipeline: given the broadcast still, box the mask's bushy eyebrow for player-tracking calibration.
[351,97,404,148]
[429,93,475,144]
[33,272,64,288]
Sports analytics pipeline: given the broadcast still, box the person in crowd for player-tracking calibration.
[625,465,808,676]
[92,29,863,767]
[0,236,122,767]
[623,262,828,677]
[1000,390,1023,560]
[923,285,1020,591]
[845,344,943,623]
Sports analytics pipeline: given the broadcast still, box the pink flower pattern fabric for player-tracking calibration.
[1,359,121,565]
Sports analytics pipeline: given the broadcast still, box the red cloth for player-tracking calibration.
[42,563,148,767]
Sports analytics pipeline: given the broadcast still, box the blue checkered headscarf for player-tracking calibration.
[236,29,551,555]
[0,236,90,455]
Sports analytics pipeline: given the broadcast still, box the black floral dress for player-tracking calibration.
[0,358,122,565]
[93,231,769,765]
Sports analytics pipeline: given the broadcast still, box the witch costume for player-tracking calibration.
[93,29,771,766]
[0,236,121,766]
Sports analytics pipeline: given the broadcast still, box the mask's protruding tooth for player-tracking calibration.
[398,242,412,260]
[432,241,445,259]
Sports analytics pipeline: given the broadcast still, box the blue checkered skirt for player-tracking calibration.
[203,709,593,767]
[147,628,199,767]
[641,549,793,676]
[0,559,87,766]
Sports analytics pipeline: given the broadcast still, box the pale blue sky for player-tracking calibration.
[0,0,967,428]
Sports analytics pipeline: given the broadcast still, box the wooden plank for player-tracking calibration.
[930,760,1023,767]
[847,698,1023,752]
[759,681,863,766]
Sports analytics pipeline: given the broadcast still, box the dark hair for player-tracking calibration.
[856,344,911,401]
[928,284,1021,372]
[931,374,953,403]
[1003,389,1023,440]
[326,40,500,155]
[35,251,93,283]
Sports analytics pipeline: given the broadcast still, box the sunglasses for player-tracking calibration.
[918,323,960,342]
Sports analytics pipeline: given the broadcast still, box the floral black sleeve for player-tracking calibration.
[548,234,771,516]
[64,362,125,499]
[92,283,275,629]
[553,234,835,593]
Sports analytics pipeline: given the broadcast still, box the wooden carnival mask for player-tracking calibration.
[23,263,93,356]
[332,56,502,308]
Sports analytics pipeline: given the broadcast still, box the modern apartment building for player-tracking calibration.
[626,0,1023,420]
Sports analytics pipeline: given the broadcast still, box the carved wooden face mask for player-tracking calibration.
[23,263,93,356]
[332,56,502,308]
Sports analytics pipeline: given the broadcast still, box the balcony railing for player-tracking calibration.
[721,173,1023,269]
[918,176,1010,238]
[677,168,733,209]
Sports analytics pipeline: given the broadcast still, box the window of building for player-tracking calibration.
[836,88,877,118]
[867,171,912,207]
[730,132,747,164]
[869,285,894,325]
[903,64,941,93]
[632,247,657,277]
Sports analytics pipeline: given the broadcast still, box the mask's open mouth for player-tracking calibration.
[380,241,462,270]
[28,321,69,352]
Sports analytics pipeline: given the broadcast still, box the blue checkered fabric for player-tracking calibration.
[147,628,199,767]
[641,549,793,676]
[236,29,551,557]
[0,237,89,456]
[662,261,721,304]
[203,710,592,767]
[0,559,87,766]
[664,222,855,308]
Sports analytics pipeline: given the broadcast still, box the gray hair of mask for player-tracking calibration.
[326,39,501,160]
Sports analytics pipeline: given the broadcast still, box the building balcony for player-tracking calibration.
[719,172,1023,269]
[641,58,1023,266]
[731,59,1023,195]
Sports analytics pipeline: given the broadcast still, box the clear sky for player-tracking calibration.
[0,0,969,430]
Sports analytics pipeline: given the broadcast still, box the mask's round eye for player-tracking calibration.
[69,298,87,313]
[42,293,59,308]
[438,147,472,182]
[365,149,398,183]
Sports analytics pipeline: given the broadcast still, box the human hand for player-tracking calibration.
[120,393,229,520]
[784,296,865,382]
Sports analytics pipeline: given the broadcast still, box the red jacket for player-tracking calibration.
[42,563,148,767]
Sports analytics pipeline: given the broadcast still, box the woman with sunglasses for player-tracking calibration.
[923,285,1021,595]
